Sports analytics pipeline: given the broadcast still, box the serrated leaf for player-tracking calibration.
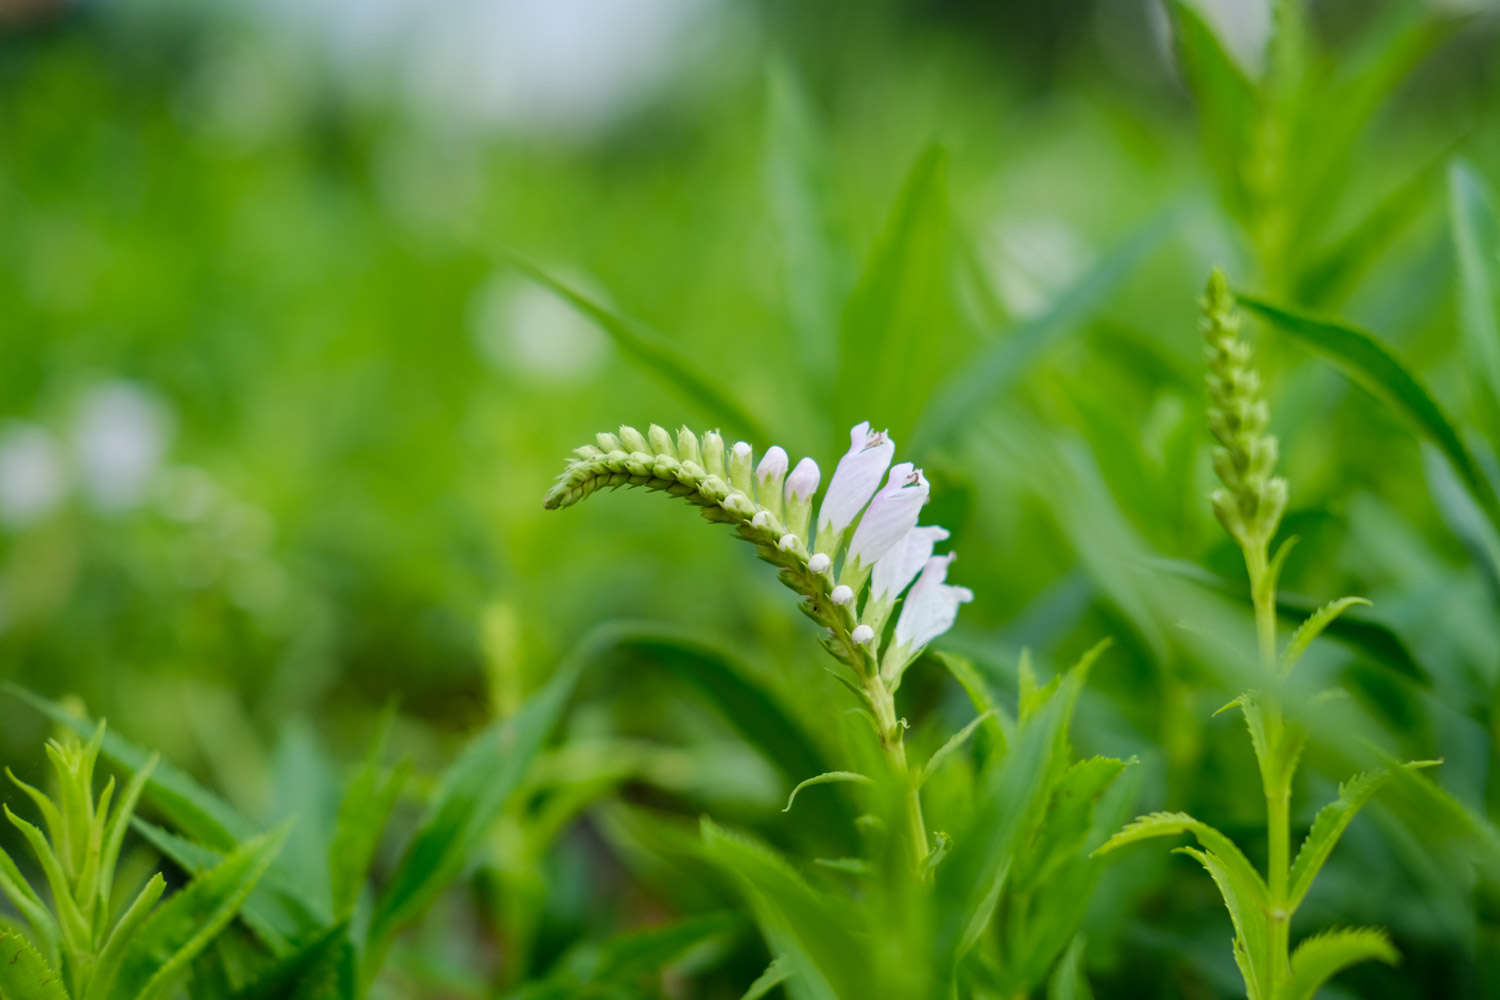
[1287,762,1437,910]
[1280,596,1371,675]
[101,826,287,1000]
[1094,812,1270,993]
[1283,927,1398,1000]
[0,842,58,962]
[1175,846,1268,1000]
[1451,160,1500,413]
[781,772,872,814]
[1236,294,1500,535]
[364,645,583,966]
[0,926,69,1000]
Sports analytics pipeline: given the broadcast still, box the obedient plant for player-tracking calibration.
[547,419,969,868]
[548,423,1132,998]
[0,723,283,1000]
[1094,271,1434,1000]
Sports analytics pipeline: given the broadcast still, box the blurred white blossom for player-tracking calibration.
[0,423,66,527]
[72,381,171,512]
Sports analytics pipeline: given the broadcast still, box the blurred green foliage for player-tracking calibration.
[3,0,1500,996]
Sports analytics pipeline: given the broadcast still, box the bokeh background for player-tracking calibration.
[3,0,1500,996]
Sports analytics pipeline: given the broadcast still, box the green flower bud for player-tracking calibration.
[619,425,649,453]
[729,441,754,495]
[677,426,701,466]
[648,423,676,458]
[702,430,726,480]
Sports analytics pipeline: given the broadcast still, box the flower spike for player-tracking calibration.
[545,421,968,685]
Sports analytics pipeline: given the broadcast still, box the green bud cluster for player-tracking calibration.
[545,425,873,673]
[1202,270,1287,551]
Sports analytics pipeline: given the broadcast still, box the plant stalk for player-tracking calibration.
[864,671,929,874]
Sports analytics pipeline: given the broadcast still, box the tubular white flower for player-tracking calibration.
[815,421,893,555]
[863,525,949,633]
[882,554,972,684]
[756,445,789,520]
[843,463,929,582]
[784,457,820,542]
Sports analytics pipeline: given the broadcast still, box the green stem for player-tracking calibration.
[1245,540,1292,994]
[863,672,929,874]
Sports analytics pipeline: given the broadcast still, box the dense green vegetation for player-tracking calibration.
[2,1,1499,996]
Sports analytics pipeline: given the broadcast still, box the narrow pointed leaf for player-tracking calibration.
[1164,0,1255,216]
[918,710,994,787]
[103,827,287,1000]
[1451,160,1500,411]
[365,642,584,960]
[1280,596,1371,674]
[1236,294,1500,533]
[741,955,792,1000]
[502,255,767,441]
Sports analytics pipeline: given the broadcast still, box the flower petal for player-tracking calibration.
[893,554,972,652]
[847,463,928,569]
[816,421,894,540]
[870,525,950,606]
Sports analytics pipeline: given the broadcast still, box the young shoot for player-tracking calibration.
[1094,270,1432,1000]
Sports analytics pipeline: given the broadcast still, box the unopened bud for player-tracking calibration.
[647,424,676,458]
[730,441,754,495]
[831,585,854,606]
[619,425,649,453]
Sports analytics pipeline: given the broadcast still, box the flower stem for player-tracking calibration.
[863,671,929,874]
[1246,540,1291,994]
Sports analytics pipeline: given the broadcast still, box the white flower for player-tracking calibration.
[869,525,950,608]
[846,463,928,571]
[0,424,65,527]
[816,421,893,547]
[883,554,972,683]
[785,457,820,504]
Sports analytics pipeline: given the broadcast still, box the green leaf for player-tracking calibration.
[1236,294,1500,534]
[918,711,994,788]
[699,819,868,1000]
[913,216,1169,452]
[131,819,324,955]
[933,651,1011,751]
[1094,812,1271,995]
[1287,762,1438,910]
[833,145,959,446]
[1045,935,1093,1000]
[0,842,58,963]
[764,64,845,382]
[781,772,872,813]
[741,955,791,1000]
[502,255,768,442]
[228,923,355,1000]
[1164,0,1255,217]
[1283,927,1398,1000]
[328,714,408,919]
[1280,596,1371,675]
[1451,160,1500,412]
[100,826,287,1000]
[0,926,69,1000]
[5,805,89,956]
[5,686,254,853]
[934,657,1090,969]
[517,911,741,997]
[365,644,584,964]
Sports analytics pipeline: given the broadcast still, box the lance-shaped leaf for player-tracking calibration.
[328,711,408,920]
[99,826,287,1000]
[700,819,871,1000]
[364,642,584,964]
[1236,294,1500,534]
[1280,596,1371,675]
[1451,160,1500,413]
[1283,927,1397,1000]
[1094,812,1271,995]
[1287,762,1437,910]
